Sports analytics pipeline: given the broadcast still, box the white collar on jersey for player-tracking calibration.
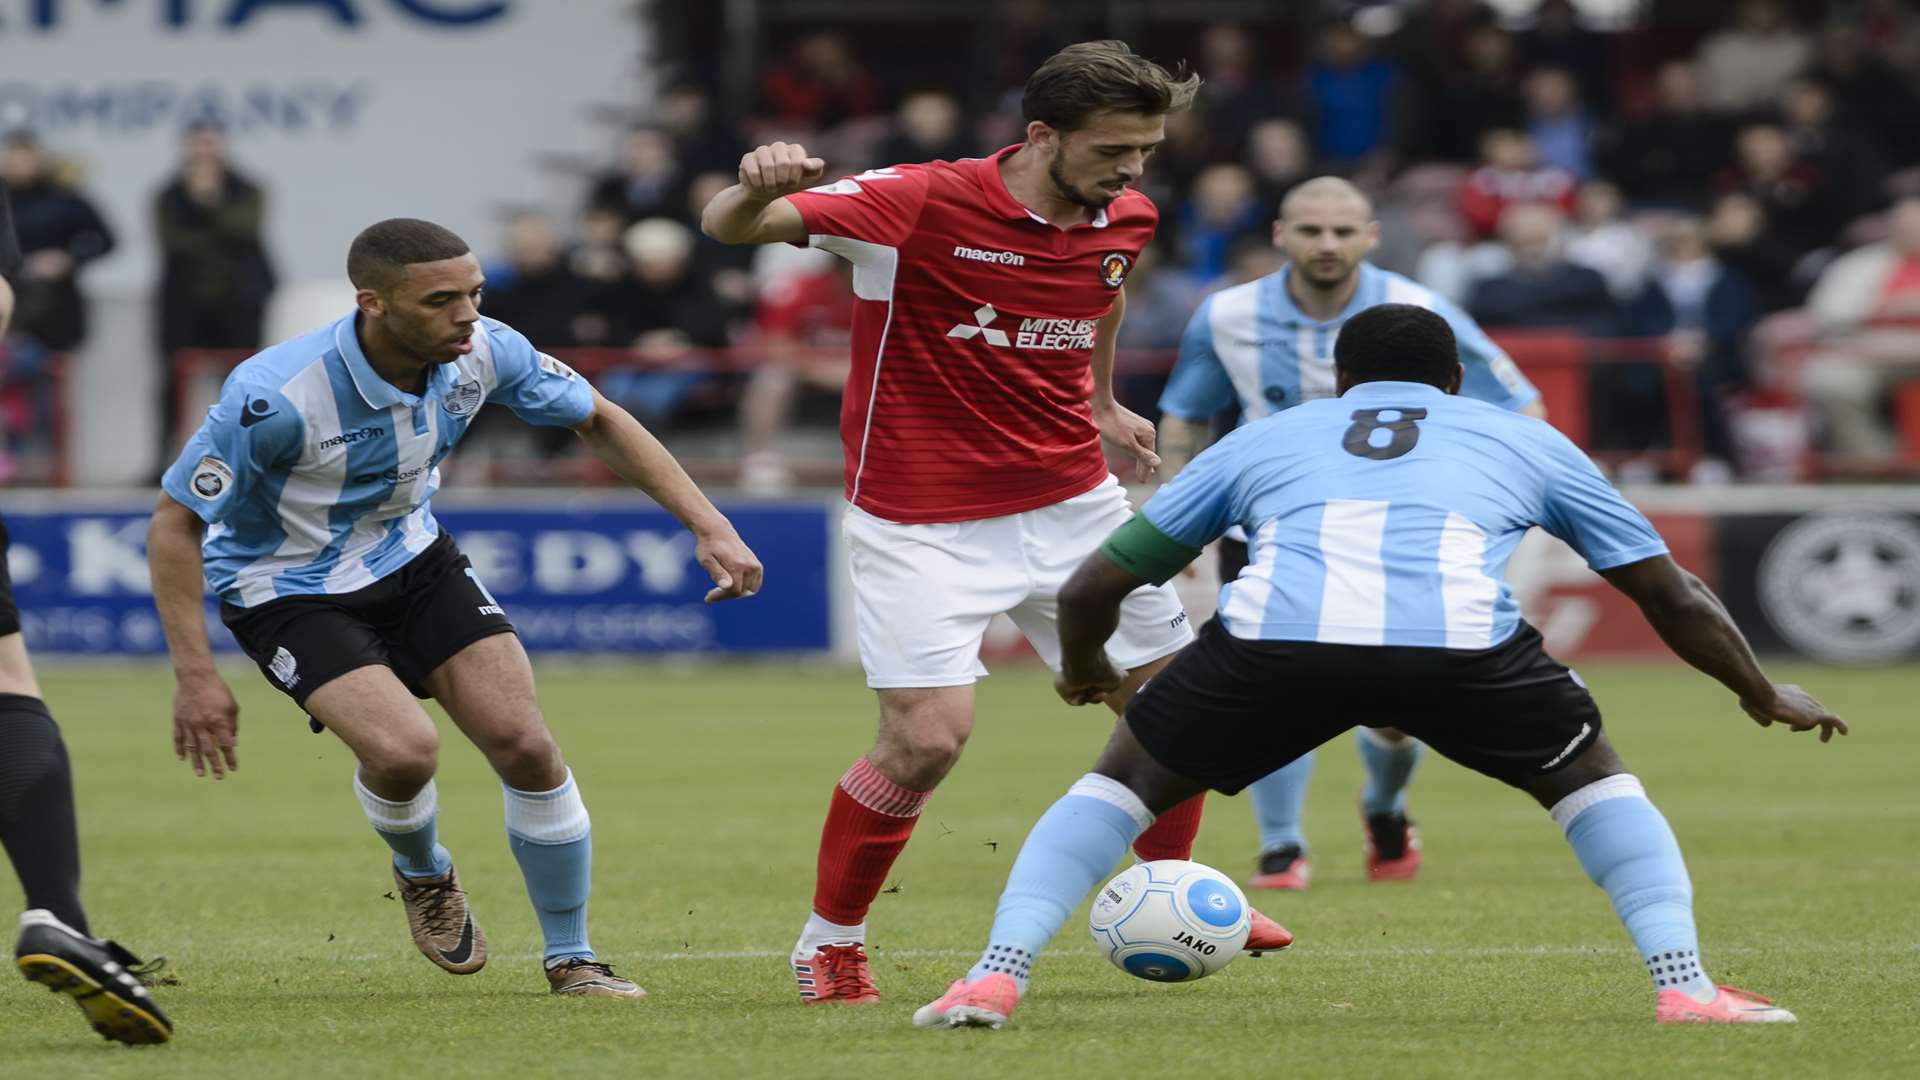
[1341,380,1448,402]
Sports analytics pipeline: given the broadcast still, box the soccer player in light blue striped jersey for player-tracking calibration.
[1156,177,1549,892]
[914,303,1844,1030]
[148,219,763,999]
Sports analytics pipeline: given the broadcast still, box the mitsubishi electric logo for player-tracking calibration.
[945,304,1100,351]
[947,304,1011,346]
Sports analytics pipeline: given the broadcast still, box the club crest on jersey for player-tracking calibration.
[189,456,233,500]
[443,380,483,418]
[1099,251,1133,288]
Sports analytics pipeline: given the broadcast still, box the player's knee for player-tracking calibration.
[480,723,561,785]
[0,700,64,822]
[1525,734,1627,810]
[873,722,968,789]
[872,691,971,787]
[362,728,440,792]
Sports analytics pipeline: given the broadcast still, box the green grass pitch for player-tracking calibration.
[1,660,1915,1078]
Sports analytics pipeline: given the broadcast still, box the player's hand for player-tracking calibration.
[1742,683,1847,743]
[738,142,826,201]
[1094,400,1161,481]
[1055,657,1125,706]
[695,527,764,603]
[173,673,240,779]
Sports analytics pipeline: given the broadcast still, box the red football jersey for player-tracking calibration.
[784,146,1158,524]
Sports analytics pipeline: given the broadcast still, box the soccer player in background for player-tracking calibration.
[1158,177,1548,892]
[148,218,762,998]
[916,304,1844,1029]
[2,181,174,1044]
[701,41,1292,1005]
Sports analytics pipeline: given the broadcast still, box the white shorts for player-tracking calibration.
[844,475,1195,689]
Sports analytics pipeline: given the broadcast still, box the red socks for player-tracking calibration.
[811,757,932,925]
[1132,792,1206,861]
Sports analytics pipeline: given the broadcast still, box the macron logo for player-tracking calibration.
[952,245,1025,267]
[1541,723,1593,770]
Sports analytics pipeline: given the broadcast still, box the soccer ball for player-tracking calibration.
[1089,859,1251,982]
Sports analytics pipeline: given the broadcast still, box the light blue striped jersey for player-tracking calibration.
[1158,262,1539,422]
[161,312,594,607]
[1140,381,1667,649]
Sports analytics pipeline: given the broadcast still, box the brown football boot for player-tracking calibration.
[546,957,646,999]
[392,863,487,974]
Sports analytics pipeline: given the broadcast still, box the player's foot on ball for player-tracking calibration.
[1248,845,1311,891]
[393,863,487,974]
[546,957,647,998]
[1243,907,1295,955]
[14,909,174,1045]
[1657,985,1797,1024]
[911,973,1021,1029]
[1364,810,1422,882]
[792,941,880,1004]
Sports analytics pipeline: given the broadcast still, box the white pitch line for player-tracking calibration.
[304,942,1919,965]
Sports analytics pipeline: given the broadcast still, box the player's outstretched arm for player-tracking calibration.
[0,276,13,339]
[1600,554,1847,742]
[698,142,822,246]
[148,493,242,779]
[571,387,764,602]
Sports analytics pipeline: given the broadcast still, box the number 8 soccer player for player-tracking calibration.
[2,179,174,1045]
[147,218,762,998]
[701,41,1292,1004]
[916,304,1844,1029]
[1157,176,1549,892]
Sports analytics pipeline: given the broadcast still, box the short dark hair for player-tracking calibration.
[1022,40,1200,134]
[347,218,470,291]
[1334,304,1459,389]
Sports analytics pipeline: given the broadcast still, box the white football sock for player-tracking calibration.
[794,912,866,958]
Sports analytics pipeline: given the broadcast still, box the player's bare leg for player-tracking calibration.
[305,666,488,975]
[1520,734,1793,1023]
[1100,655,1292,954]
[0,630,43,698]
[425,633,641,998]
[794,684,970,1004]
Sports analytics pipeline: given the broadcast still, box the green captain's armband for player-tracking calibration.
[1100,515,1204,586]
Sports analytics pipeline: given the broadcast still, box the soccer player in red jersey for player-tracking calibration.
[703,40,1292,1004]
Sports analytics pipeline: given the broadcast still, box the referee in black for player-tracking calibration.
[2,176,173,1044]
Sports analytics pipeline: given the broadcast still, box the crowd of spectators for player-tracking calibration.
[551,0,1920,485]
[8,1,1920,486]
[0,123,273,484]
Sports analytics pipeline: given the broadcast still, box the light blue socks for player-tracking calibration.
[504,770,595,965]
[1358,728,1424,817]
[1246,752,1315,855]
[354,772,453,880]
[1554,774,1714,1000]
[968,774,1153,991]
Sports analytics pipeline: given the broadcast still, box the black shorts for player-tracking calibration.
[1125,617,1603,794]
[220,532,514,709]
[0,515,17,637]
